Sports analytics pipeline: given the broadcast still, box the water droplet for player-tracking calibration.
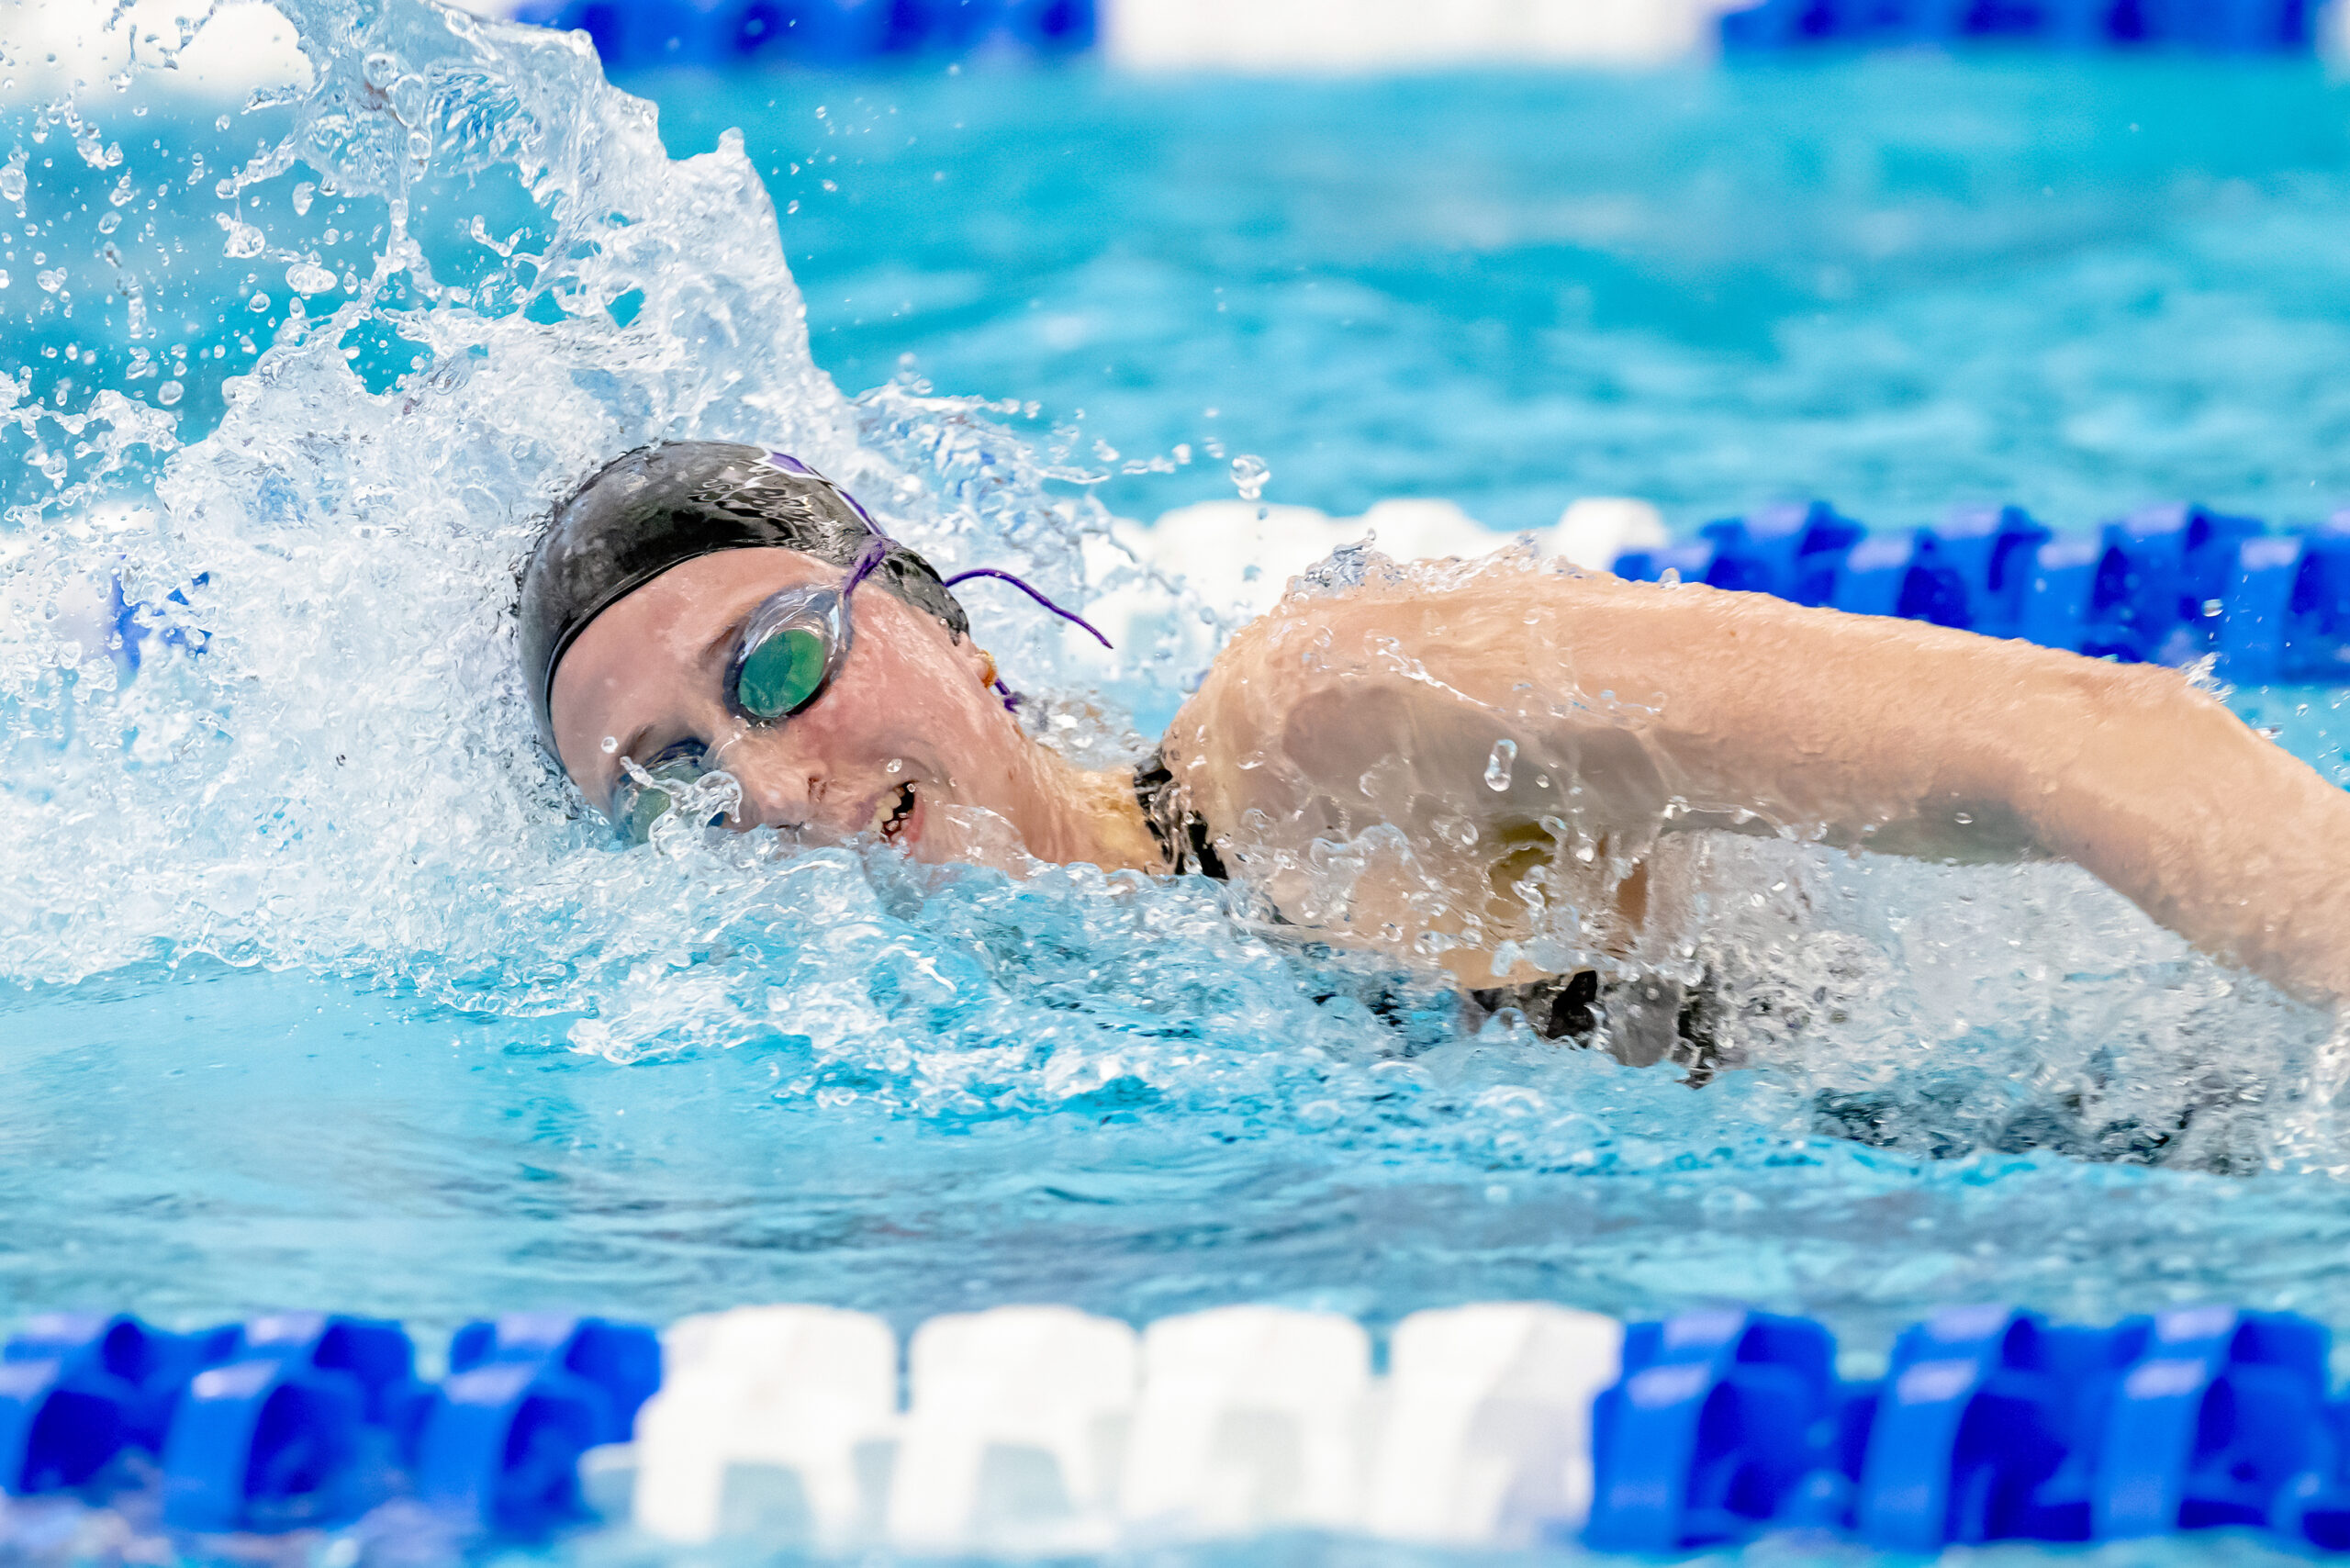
[1483,738,1516,791]
[599,735,619,755]
[1230,454,1270,501]
[218,215,264,259]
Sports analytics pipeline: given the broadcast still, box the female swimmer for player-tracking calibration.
[521,442,2350,1047]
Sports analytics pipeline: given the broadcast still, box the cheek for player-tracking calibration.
[851,628,988,726]
[785,641,972,757]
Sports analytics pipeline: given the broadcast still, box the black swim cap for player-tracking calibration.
[519,441,968,758]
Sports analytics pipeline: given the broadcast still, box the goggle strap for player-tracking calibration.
[942,567,1114,649]
[841,534,890,599]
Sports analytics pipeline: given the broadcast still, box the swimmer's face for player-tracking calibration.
[548,548,1022,857]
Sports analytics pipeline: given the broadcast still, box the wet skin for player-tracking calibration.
[1171,560,2350,1004]
[547,548,1160,870]
[547,545,2350,1009]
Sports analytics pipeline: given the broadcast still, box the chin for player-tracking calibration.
[906,799,1035,870]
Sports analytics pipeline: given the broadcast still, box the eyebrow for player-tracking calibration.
[697,612,742,684]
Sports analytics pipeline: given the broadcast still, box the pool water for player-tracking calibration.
[630,56,2350,535]
[7,3,2350,1559]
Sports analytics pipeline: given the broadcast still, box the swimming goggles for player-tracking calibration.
[610,487,1112,846]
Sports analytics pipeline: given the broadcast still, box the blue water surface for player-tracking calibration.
[627,55,2350,532]
[7,39,2350,1566]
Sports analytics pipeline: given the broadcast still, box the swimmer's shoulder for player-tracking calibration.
[1155,560,1642,810]
[1187,557,1673,709]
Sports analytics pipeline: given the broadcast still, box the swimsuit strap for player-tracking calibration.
[1133,747,1230,881]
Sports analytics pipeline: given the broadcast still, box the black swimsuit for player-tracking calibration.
[1132,747,1229,880]
[1128,748,1716,1066]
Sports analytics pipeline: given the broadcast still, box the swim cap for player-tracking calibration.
[519,441,968,757]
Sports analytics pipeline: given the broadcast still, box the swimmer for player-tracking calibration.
[523,442,2350,1043]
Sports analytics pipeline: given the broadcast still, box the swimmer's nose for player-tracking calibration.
[711,732,854,835]
[729,760,833,833]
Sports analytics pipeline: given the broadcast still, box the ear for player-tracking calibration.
[978,649,998,689]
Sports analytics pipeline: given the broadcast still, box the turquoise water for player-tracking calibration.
[628,57,2350,534]
[7,6,2350,1558]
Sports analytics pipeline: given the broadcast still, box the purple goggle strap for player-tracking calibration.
[772,453,1113,711]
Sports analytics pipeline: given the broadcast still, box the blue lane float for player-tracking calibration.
[10,1300,2350,1555]
[1719,0,2316,51]
[0,1315,238,1495]
[511,0,1099,72]
[414,1315,661,1533]
[160,1314,425,1532]
[1612,500,2350,683]
[1585,1308,1861,1550]
[0,1312,650,1540]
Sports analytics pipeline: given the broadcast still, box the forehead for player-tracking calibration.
[547,548,834,773]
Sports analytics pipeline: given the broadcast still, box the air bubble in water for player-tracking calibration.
[600,735,619,755]
[1483,738,1516,791]
[1230,454,1270,501]
[155,380,181,406]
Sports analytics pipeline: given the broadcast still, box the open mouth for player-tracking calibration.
[875,782,918,844]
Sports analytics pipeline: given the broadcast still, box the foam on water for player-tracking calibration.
[0,0,1190,1040]
[0,0,2344,1278]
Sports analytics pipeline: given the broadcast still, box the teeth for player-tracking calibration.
[874,782,916,840]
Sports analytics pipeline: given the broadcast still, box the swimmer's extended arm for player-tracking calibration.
[1169,564,2350,1005]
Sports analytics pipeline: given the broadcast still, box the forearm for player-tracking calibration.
[1586,589,2350,1001]
[2021,663,2350,1003]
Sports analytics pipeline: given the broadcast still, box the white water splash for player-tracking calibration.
[0,0,2336,1186]
[0,0,1190,1062]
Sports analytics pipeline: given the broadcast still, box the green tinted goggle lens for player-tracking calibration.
[734,624,830,720]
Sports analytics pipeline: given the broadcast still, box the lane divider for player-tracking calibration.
[6,1302,2350,1552]
[508,0,1100,72]
[1720,0,2315,51]
[1611,499,2350,681]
